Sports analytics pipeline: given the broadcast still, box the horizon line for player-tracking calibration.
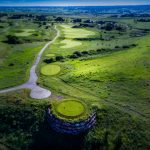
[0,4,150,7]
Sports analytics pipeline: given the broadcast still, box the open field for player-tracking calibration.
[0,7,150,150]
[15,29,35,37]
[39,19,150,149]
[0,19,56,89]
[60,39,82,48]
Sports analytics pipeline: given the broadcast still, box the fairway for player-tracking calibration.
[45,54,55,57]
[60,39,82,48]
[41,64,61,76]
[56,100,85,118]
[60,24,95,38]
[58,25,95,49]
[15,29,35,37]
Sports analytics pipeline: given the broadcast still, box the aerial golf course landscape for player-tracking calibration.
[0,5,150,150]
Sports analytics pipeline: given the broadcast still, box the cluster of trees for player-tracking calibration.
[35,15,47,21]
[121,13,150,17]
[137,18,150,22]
[55,17,65,22]
[0,13,8,18]
[72,18,82,23]
[100,22,128,31]
[72,23,94,28]
[8,14,34,19]
[6,35,22,44]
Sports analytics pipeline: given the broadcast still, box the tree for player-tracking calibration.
[55,17,65,22]
[6,35,22,44]
[55,56,64,61]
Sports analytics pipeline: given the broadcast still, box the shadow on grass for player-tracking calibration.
[30,121,85,150]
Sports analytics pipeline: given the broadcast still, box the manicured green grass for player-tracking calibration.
[55,25,95,49]
[56,100,85,118]
[60,24,95,39]
[60,39,82,48]
[41,64,61,76]
[45,53,55,57]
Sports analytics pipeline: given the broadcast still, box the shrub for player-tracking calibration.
[132,44,137,47]
[55,56,64,61]
[73,51,82,57]
[43,58,54,64]
[8,63,14,66]
[115,46,120,48]
[6,35,22,44]
[55,17,65,22]
[122,45,130,49]
[82,51,89,55]
[69,54,79,59]
[88,50,96,55]
[96,49,103,53]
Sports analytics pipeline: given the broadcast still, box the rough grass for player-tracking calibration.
[0,43,44,89]
[41,64,61,76]
[0,20,56,89]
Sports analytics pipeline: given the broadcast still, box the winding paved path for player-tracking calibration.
[0,26,60,99]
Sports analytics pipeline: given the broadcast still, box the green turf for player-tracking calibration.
[56,25,95,49]
[60,39,82,48]
[15,29,35,37]
[0,19,56,89]
[45,53,55,57]
[40,28,150,119]
[41,64,61,76]
[1,15,150,149]
[60,24,95,39]
[56,100,85,118]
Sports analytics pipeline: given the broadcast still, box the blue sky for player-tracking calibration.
[1,0,150,6]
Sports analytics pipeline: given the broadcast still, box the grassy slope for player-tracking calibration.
[45,24,140,56]
[0,19,150,149]
[38,24,150,149]
[0,20,56,89]
[61,35,150,117]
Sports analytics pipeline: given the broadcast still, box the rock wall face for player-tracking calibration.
[46,109,96,135]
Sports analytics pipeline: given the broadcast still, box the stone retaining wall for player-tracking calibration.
[46,109,96,135]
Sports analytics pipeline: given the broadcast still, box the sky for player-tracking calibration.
[0,0,150,6]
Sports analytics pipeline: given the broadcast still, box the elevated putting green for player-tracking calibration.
[56,100,86,118]
[41,64,61,76]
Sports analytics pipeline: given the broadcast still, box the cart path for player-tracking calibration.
[0,26,60,99]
